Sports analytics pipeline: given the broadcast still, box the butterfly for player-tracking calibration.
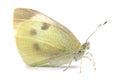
[13,8,107,71]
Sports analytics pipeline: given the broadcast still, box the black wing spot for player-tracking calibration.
[33,43,40,51]
[30,29,37,36]
[41,23,50,30]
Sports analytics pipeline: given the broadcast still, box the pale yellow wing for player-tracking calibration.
[13,8,82,66]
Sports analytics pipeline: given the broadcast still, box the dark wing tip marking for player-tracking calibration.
[14,8,39,23]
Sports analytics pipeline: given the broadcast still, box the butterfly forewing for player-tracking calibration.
[13,8,82,67]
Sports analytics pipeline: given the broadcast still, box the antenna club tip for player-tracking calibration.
[86,21,107,42]
[104,21,107,25]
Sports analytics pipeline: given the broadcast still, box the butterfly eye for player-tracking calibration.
[82,42,90,50]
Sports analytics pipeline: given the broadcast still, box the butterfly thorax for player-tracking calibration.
[73,42,90,61]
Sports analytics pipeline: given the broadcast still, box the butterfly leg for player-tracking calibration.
[63,60,72,72]
[80,59,82,73]
[84,52,96,71]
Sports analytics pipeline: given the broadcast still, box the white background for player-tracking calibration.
[0,0,120,80]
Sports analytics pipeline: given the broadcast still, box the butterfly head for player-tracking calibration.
[73,42,90,61]
[82,42,90,50]
[73,21,107,61]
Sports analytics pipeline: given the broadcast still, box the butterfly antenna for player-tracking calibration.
[86,21,107,42]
